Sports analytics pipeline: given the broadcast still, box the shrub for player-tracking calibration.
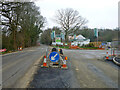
[82,43,94,47]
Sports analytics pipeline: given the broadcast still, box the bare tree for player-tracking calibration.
[55,8,88,42]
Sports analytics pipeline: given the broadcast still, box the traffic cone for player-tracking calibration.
[106,52,109,60]
[18,47,20,51]
[61,59,67,69]
[43,56,47,67]
[19,46,22,51]
[20,48,22,51]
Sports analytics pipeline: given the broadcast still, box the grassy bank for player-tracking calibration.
[0,50,15,55]
[79,46,99,49]
[52,45,99,50]
[53,46,69,49]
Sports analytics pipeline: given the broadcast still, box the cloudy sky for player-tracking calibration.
[34,0,119,29]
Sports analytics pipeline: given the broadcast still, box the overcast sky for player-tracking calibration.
[34,0,119,29]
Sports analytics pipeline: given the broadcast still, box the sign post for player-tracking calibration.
[61,32,65,42]
[74,34,76,39]
[94,28,98,47]
[51,31,56,42]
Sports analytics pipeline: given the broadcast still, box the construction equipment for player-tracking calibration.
[41,47,68,69]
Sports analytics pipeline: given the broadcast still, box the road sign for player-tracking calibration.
[51,31,56,40]
[56,37,61,42]
[94,28,98,37]
[74,34,76,39]
[51,33,54,40]
[49,52,60,62]
[61,32,65,40]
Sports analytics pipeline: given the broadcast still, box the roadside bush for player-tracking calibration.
[78,44,80,46]
[82,44,85,47]
[82,43,94,47]
[88,43,94,47]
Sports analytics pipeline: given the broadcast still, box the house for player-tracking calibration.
[69,35,90,46]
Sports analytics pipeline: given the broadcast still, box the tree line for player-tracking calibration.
[40,8,118,45]
[40,27,119,45]
[40,8,88,45]
[76,28,119,42]
[1,2,46,51]
[1,3,118,50]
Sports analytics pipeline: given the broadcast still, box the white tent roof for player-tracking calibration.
[76,35,86,39]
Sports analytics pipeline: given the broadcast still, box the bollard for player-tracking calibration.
[61,57,68,69]
[43,56,47,67]
[62,60,67,68]
[106,52,109,60]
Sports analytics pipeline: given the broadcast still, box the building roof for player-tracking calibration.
[76,35,86,39]
[70,38,90,42]
[69,34,90,42]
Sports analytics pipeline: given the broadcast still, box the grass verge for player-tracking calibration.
[53,46,69,49]
[79,46,99,49]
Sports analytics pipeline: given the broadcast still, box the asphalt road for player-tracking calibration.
[29,49,119,88]
[2,45,48,88]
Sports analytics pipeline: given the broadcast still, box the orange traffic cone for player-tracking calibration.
[19,46,22,51]
[43,56,47,67]
[61,57,67,69]
[106,52,109,60]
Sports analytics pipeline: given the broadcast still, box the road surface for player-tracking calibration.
[29,49,119,88]
[2,45,48,88]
